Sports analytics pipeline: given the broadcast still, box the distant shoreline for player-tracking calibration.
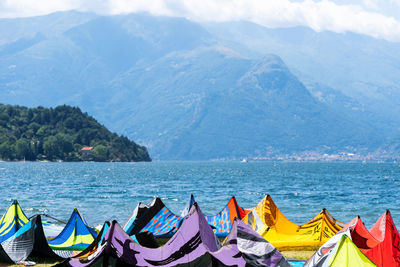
[0,159,399,164]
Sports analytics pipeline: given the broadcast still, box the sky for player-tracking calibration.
[0,0,400,42]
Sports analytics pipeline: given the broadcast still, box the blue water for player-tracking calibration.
[0,161,399,229]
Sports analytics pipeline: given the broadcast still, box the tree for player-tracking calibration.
[0,113,9,127]
[28,122,41,133]
[16,138,33,160]
[93,145,108,161]
[0,142,14,160]
[43,134,73,160]
[36,125,51,137]
[0,104,151,162]
[57,133,73,155]
[43,136,58,160]
[64,117,74,129]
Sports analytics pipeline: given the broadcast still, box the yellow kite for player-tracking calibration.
[242,195,344,249]
[0,199,29,242]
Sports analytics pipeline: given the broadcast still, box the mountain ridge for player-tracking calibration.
[0,11,398,159]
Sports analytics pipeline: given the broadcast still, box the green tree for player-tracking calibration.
[28,122,41,133]
[64,117,74,129]
[0,113,9,127]
[43,136,59,160]
[93,145,108,161]
[27,109,34,121]
[36,125,51,137]
[16,138,33,160]
[0,104,151,162]
[56,133,73,155]
[43,134,73,160]
[0,142,14,160]
[0,113,10,122]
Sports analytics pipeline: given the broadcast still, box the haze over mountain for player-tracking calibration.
[0,11,399,160]
[204,22,400,130]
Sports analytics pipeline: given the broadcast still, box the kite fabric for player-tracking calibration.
[325,234,376,267]
[123,197,183,238]
[0,199,29,243]
[58,203,290,267]
[358,210,400,267]
[72,221,111,260]
[0,215,62,263]
[48,208,98,257]
[124,195,246,238]
[205,196,248,237]
[243,195,344,249]
[224,218,290,266]
[304,228,376,267]
[0,208,98,264]
[305,210,400,266]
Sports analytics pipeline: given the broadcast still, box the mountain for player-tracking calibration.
[0,12,213,107]
[203,21,400,133]
[97,49,379,159]
[0,11,397,159]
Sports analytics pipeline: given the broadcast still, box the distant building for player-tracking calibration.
[81,146,93,161]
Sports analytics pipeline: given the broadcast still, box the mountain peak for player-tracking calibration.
[250,54,288,73]
[0,12,390,159]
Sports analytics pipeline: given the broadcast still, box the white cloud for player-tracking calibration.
[362,0,379,10]
[0,0,400,42]
[0,0,74,17]
[390,0,400,6]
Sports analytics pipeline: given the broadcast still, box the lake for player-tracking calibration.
[0,161,399,229]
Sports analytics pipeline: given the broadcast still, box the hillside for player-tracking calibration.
[0,104,151,162]
[99,49,379,159]
[0,11,398,159]
[203,22,400,134]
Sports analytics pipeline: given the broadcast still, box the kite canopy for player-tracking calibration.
[360,210,400,266]
[328,235,376,267]
[48,208,97,256]
[0,209,98,264]
[224,218,290,266]
[0,199,29,243]
[304,229,376,267]
[305,210,400,266]
[180,193,195,217]
[205,196,247,237]
[243,195,344,249]
[71,221,110,260]
[123,197,183,238]
[0,215,62,263]
[327,234,376,266]
[124,195,245,238]
[310,231,376,267]
[59,203,290,267]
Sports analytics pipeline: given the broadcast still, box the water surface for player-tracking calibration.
[0,161,399,228]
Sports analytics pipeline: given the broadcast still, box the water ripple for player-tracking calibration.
[0,161,398,228]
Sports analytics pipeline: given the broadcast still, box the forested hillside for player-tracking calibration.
[0,104,151,162]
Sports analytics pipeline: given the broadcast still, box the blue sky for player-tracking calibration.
[0,0,399,42]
